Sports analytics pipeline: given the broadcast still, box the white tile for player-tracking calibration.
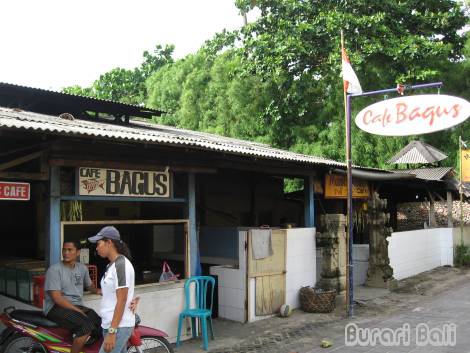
[218,286,226,306]
[226,288,245,309]
[218,305,226,319]
[225,306,245,323]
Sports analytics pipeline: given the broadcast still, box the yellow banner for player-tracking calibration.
[462,150,470,182]
[324,174,370,199]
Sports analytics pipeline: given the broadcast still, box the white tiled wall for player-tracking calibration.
[353,244,369,286]
[209,230,247,323]
[388,228,454,280]
[213,228,317,323]
[83,283,192,343]
[285,228,316,309]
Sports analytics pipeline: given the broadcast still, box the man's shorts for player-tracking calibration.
[46,305,101,338]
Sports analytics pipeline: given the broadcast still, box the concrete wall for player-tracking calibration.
[211,228,316,323]
[388,228,453,280]
[248,228,316,322]
[209,230,247,323]
[84,282,191,343]
[353,244,369,287]
[285,228,316,309]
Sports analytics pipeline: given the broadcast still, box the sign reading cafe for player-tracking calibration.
[78,167,170,198]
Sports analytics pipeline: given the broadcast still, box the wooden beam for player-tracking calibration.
[188,172,198,276]
[48,158,218,174]
[304,175,315,227]
[447,191,453,228]
[48,166,61,266]
[0,171,49,181]
[426,189,436,228]
[0,150,45,171]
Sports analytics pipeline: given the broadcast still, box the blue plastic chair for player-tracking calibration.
[176,276,215,351]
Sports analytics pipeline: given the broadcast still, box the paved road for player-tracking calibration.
[306,280,470,353]
[203,279,470,353]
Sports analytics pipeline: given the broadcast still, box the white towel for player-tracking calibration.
[251,229,273,260]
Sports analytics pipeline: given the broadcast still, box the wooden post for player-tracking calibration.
[304,175,315,227]
[48,166,61,266]
[447,191,453,228]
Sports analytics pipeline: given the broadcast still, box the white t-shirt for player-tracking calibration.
[100,255,135,329]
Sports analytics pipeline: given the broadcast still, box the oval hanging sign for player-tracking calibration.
[355,94,470,136]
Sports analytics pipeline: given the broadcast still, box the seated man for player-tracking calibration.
[44,241,101,353]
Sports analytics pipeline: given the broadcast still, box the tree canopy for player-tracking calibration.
[64,1,470,171]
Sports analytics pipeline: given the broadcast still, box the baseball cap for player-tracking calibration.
[88,226,121,243]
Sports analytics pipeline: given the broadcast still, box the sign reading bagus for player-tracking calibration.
[355,94,470,136]
[78,167,170,198]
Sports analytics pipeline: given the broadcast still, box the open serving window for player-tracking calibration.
[61,219,190,286]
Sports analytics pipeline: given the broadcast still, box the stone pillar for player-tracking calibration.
[317,214,347,296]
[365,192,396,289]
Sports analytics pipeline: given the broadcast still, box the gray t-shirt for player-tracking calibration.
[43,262,92,315]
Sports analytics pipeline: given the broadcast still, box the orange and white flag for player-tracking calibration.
[342,47,362,94]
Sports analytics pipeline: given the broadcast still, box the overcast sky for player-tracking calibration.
[0,0,253,91]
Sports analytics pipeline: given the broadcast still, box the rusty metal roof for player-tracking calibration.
[392,167,453,181]
[387,141,448,164]
[0,82,163,120]
[0,107,347,167]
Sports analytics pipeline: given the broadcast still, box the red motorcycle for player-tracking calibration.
[0,307,173,353]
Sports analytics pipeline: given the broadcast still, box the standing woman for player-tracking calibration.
[88,226,135,353]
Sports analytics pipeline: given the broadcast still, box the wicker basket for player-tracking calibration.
[299,286,336,313]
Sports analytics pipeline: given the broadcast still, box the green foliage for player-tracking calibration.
[230,0,468,166]
[65,1,470,171]
[147,49,272,143]
[455,243,470,267]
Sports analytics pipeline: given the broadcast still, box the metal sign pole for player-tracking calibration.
[345,81,443,318]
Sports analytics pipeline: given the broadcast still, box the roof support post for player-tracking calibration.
[447,191,453,228]
[304,175,315,228]
[48,165,61,266]
[187,172,200,276]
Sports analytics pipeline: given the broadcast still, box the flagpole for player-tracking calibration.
[460,135,464,245]
[341,30,353,317]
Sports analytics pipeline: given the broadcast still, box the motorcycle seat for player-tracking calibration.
[10,310,59,328]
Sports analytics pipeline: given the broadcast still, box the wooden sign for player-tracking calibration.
[0,181,30,201]
[78,167,170,198]
[462,150,470,182]
[355,95,470,136]
[324,174,369,199]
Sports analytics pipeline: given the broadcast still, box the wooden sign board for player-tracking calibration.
[462,150,470,182]
[78,167,170,198]
[324,174,369,199]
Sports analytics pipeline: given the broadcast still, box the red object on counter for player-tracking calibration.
[32,275,45,308]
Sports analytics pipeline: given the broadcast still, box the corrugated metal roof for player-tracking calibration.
[0,107,346,167]
[392,167,453,181]
[0,82,162,119]
[388,141,448,164]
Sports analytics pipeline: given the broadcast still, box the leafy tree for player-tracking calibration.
[63,44,174,105]
[147,49,272,143]
[232,0,468,166]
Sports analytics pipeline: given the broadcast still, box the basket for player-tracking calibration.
[299,286,336,313]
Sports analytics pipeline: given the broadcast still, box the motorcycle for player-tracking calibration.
[0,307,173,353]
